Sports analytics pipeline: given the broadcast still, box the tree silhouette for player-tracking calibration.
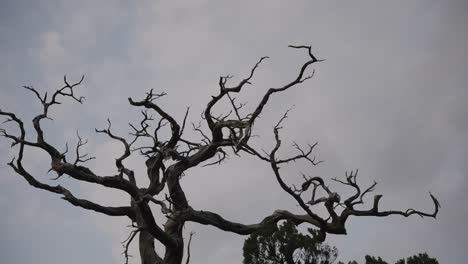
[0,46,440,264]
[243,220,338,264]
[397,252,439,264]
[365,255,388,264]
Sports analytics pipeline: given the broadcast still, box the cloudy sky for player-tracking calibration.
[0,1,467,263]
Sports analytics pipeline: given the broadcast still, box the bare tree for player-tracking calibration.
[0,46,439,264]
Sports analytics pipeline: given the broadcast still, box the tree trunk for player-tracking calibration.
[139,230,163,264]
[162,218,184,264]
[285,246,296,264]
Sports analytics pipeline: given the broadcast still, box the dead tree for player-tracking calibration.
[0,46,439,264]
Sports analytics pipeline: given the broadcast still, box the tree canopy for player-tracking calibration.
[362,253,439,264]
[243,220,338,264]
[365,255,388,264]
[397,253,439,264]
[243,221,439,264]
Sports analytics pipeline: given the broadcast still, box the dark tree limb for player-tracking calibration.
[96,119,136,184]
[185,232,195,264]
[73,131,95,166]
[123,227,142,264]
[128,90,181,148]
[182,208,322,235]
[6,157,134,219]
[204,56,269,133]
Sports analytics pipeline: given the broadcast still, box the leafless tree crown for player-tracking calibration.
[0,46,439,264]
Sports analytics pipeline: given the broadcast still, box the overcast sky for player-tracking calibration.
[0,1,467,263]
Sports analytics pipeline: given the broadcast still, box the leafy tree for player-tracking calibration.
[243,220,338,264]
[397,252,439,264]
[365,255,388,264]
[0,46,440,264]
[338,252,438,264]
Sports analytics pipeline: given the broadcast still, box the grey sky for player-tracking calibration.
[0,1,467,263]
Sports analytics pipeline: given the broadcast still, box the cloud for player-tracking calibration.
[38,31,70,68]
[0,1,467,264]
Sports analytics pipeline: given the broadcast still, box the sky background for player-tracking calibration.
[0,1,467,263]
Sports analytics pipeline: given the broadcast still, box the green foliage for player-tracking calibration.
[364,252,438,264]
[365,255,388,264]
[396,252,439,264]
[243,221,439,264]
[243,220,338,264]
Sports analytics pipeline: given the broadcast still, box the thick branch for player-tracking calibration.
[340,193,440,220]
[7,159,134,219]
[182,208,322,235]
